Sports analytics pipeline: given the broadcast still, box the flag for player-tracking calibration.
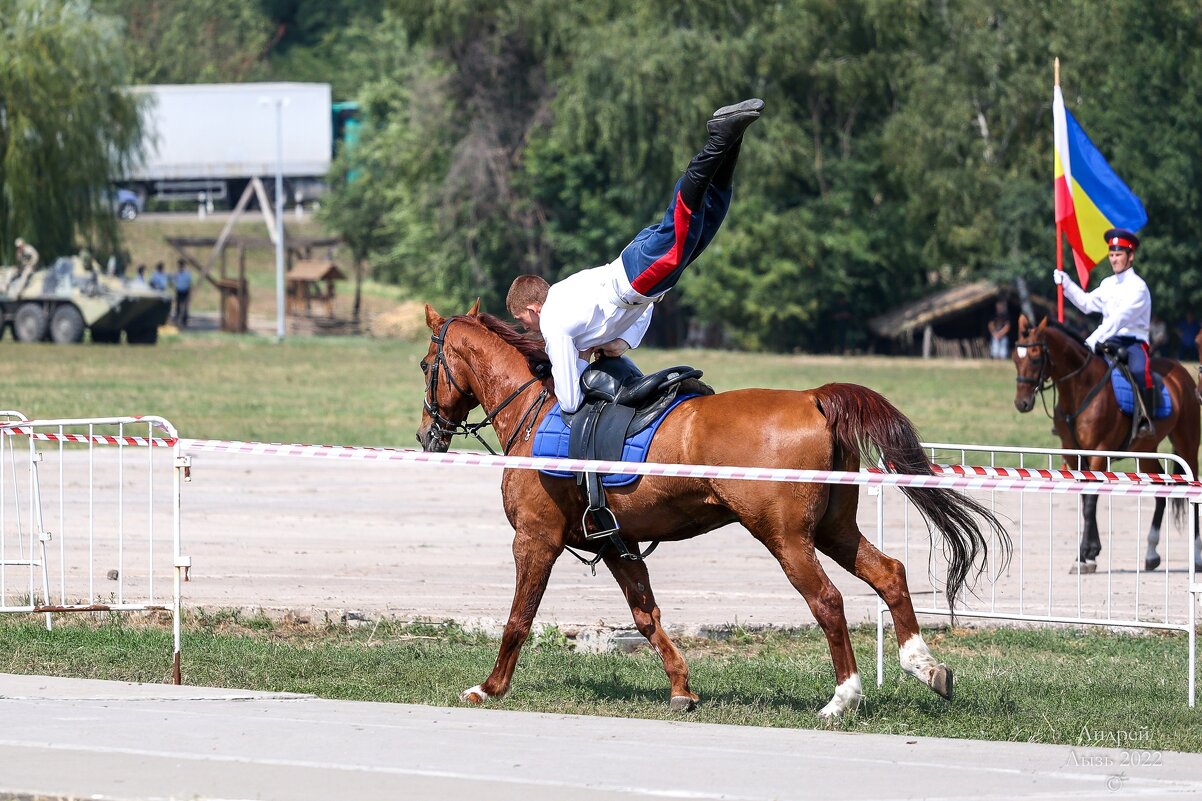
[1052,85,1147,287]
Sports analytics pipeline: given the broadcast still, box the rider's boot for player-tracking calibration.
[680,99,764,209]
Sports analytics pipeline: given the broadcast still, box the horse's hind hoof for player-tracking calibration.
[670,695,698,712]
[1145,555,1162,572]
[459,685,490,704]
[931,664,953,700]
[1070,560,1097,575]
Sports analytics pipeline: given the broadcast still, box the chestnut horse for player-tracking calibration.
[417,304,1009,718]
[1012,315,1201,572]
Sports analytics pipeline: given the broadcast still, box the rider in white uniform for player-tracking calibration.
[507,99,764,413]
[1054,227,1154,434]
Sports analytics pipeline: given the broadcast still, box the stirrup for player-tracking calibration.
[582,506,620,540]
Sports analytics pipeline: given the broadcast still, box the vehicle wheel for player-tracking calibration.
[118,202,138,221]
[125,324,159,345]
[49,304,85,344]
[90,328,121,344]
[13,303,49,342]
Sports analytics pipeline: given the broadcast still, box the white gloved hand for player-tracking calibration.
[1084,335,1098,352]
[1053,269,1066,286]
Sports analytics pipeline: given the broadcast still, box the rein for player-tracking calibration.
[424,318,550,455]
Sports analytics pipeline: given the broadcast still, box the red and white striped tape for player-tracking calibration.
[5,424,1199,500]
[0,427,177,448]
[927,462,1199,487]
[173,438,1202,500]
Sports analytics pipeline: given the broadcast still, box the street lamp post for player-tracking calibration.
[260,96,288,342]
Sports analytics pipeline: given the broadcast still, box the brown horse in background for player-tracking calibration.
[1012,315,1201,572]
[417,303,1009,718]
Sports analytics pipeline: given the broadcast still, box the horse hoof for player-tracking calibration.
[930,664,954,700]
[670,695,697,712]
[1145,556,1162,572]
[1070,561,1097,575]
[459,685,490,704]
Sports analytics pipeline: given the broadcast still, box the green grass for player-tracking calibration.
[1,334,1072,451]
[1,614,1196,752]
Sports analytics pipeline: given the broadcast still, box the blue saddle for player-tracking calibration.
[1110,371,1172,419]
[532,394,696,486]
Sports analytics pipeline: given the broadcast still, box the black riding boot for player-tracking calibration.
[680,99,763,210]
[1138,386,1157,435]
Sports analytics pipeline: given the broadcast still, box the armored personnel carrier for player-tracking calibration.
[0,256,172,344]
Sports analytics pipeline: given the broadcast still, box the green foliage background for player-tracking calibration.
[13,0,1202,351]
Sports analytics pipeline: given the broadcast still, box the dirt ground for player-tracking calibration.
[184,453,1202,631]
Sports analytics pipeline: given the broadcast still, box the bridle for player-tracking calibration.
[423,317,550,455]
[1015,333,1094,396]
[1015,330,1110,444]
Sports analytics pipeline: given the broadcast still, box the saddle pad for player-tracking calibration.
[532,394,697,486]
[1109,371,1172,419]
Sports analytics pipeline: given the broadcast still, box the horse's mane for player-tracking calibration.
[1045,320,1088,349]
[470,313,551,375]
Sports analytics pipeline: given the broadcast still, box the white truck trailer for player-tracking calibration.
[124,82,334,207]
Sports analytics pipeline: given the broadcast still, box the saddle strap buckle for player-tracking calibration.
[582,506,621,540]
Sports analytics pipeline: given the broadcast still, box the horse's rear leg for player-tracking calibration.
[816,524,953,701]
[1145,497,1166,572]
[750,529,861,719]
[461,532,560,704]
[1140,458,1166,571]
[602,552,698,711]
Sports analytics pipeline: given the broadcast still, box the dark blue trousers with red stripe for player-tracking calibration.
[1108,335,1152,389]
[619,177,732,298]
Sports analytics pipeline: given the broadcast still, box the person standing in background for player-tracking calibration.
[7,237,39,294]
[987,300,1011,360]
[174,260,192,327]
[150,261,168,291]
[1175,312,1200,361]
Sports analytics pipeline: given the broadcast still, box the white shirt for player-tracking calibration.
[539,257,655,413]
[1061,268,1151,348]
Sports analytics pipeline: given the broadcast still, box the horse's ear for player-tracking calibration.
[466,298,481,317]
[425,304,444,331]
[1036,315,1049,331]
[1018,313,1029,332]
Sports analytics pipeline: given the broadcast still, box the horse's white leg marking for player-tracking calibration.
[818,672,862,719]
[460,684,491,703]
[899,634,941,686]
[1146,523,1161,562]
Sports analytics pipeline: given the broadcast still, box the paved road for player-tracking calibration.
[3,673,1200,801]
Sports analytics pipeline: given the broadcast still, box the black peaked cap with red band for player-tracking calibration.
[1103,228,1140,251]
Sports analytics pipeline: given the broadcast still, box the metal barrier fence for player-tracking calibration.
[871,442,1199,708]
[0,414,189,683]
[5,420,1195,702]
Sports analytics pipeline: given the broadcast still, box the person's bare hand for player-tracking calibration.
[599,339,630,357]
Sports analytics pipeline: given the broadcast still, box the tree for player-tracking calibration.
[0,0,146,262]
[91,0,276,84]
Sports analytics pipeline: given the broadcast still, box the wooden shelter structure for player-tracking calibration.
[163,176,342,334]
[868,279,1087,358]
[287,260,347,318]
[165,234,340,333]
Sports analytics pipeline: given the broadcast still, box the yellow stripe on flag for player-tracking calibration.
[1071,176,1113,266]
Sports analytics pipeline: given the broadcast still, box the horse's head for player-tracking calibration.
[417,300,482,452]
[1012,313,1049,413]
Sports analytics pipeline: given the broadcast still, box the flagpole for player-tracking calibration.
[1055,57,1065,322]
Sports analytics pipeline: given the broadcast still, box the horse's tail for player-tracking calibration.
[812,382,1012,613]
